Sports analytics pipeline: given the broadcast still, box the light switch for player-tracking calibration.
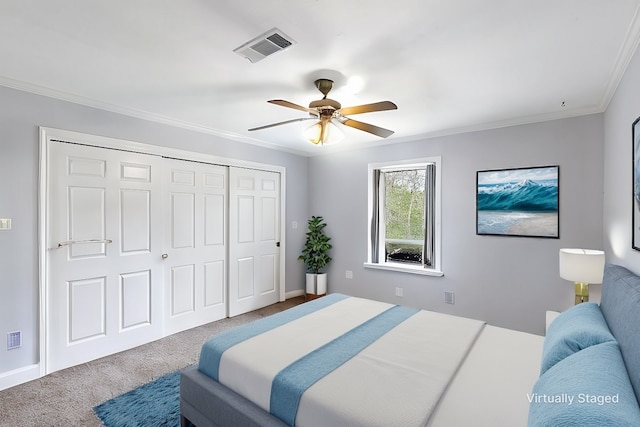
[0,218,11,231]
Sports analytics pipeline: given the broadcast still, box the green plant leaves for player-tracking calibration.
[298,216,332,274]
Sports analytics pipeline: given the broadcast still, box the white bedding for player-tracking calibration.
[296,309,485,426]
[427,325,544,427]
[214,295,486,426]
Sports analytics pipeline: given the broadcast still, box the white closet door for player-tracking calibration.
[228,167,280,316]
[163,159,227,334]
[47,141,163,373]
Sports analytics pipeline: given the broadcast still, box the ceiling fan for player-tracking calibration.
[248,78,397,145]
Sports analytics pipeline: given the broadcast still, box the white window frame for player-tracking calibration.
[364,157,443,276]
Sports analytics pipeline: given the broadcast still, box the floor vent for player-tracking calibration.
[234,28,296,63]
[7,331,21,350]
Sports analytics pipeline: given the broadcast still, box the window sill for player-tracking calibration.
[363,262,444,277]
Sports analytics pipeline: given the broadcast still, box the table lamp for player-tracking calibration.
[559,248,605,304]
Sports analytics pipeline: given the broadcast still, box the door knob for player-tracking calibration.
[161,253,168,260]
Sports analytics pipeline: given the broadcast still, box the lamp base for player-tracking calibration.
[574,282,589,304]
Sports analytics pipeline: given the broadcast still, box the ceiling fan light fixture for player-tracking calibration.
[304,120,343,145]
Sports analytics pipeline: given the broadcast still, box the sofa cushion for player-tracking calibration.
[528,341,640,427]
[600,264,640,403]
[540,302,615,375]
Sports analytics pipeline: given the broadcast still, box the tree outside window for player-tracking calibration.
[384,169,425,264]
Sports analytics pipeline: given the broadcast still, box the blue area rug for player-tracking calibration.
[94,370,182,427]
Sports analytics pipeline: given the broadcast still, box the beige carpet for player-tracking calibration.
[0,297,304,427]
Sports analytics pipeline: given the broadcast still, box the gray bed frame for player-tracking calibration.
[180,364,287,427]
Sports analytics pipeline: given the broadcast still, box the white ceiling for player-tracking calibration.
[2,1,640,156]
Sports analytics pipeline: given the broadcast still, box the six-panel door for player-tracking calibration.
[163,158,227,335]
[47,142,164,373]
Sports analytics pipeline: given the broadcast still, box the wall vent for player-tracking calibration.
[7,331,21,350]
[233,28,296,63]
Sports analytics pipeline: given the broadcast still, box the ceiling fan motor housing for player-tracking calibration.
[309,98,341,111]
[310,79,341,112]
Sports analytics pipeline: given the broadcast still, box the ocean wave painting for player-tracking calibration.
[476,166,559,237]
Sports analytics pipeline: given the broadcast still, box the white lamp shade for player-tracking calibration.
[559,248,605,284]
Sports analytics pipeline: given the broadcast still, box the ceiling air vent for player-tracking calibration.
[234,28,296,63]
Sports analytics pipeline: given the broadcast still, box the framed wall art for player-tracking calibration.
[476,165,559,238]
[633,116,640,250]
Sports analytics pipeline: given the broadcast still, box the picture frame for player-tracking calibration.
[476,165,559,238]
[633,116,640,250]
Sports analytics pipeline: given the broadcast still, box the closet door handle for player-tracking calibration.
[161,253,169,260]
[56,239,113,248]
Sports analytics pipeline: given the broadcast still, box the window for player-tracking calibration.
[365,157,442,276]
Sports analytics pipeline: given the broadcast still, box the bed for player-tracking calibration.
[180,263,640,426]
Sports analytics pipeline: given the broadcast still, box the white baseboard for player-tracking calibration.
[285,289,305,299]
[0,364,41,391]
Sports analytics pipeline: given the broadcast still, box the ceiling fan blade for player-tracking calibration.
[248,117,315,131]
[268,99,318,115]
[338,101,397,116]
[339,118,395,138]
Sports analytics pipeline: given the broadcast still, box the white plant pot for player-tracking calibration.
[305,273,315,294]
[316,273,327,294]
[306,273,327,295]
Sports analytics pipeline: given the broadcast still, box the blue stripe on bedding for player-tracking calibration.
[270,304,419,426]
[198,293,350,381]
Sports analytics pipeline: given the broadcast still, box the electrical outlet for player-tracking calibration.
[0,218,11,231]
[395,287,403,297]
[345,270,353,279]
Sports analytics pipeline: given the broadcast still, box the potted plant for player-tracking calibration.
[298,216,332,298]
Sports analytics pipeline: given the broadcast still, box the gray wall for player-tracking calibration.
[0,85,309,376]
[604,39,640,270]
[309,114,604,335]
